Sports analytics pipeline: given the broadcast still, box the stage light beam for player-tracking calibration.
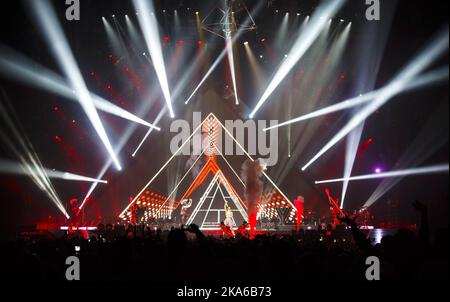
[102,17,123,56]
[133,0,175,118]
[0,40,160,130]
[0,159,108,184]
[29,0,122,170]
[132,108,166,157]
[341,124,364,209]
[274,12,289,48]
[80,39,209,210]
[363,101,449,209]
[249,0,347,118]
[315,164,449,184]
[0,95,70,218]
[225,21,239,105]
[263,67,449,132]
[302,29,448,171]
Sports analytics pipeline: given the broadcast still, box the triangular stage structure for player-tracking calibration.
[186,170,248,229]
[119,113,297,230]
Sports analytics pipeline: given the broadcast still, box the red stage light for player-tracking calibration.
[164,36,170,42]
[178,40,184,46]
[359,138,374,153]
[198,40,203,46]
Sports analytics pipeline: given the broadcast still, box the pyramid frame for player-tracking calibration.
[119,113,296,220]
[185,169,248,230]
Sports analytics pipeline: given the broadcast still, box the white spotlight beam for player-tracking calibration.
[0,98,70,218]
[184,50,225,105]
[315,164,449,184]
[224,12,239,105]
[21,153,71,218]
[133,0,174,118]
[341,124,364,209]
[119,119,205,218]
[249,0,347,118]
[57,172,107,183]
[302,30,449,171]
[0,137,70,219]
[30,0,121,170]
[132,107,166,157]
[0,159,108,184]
[102,17,123,56]
[363,102,449,209]
[125,15,143,49]
[131,40,217,157]
[79,105,164,210]
[274,13,290,48]
[0,48,160,130]
[80,36,209,210]
[263,67,449,132]
[226,38,239,105]
[92,95,160,130]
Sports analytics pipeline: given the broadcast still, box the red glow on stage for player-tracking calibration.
[178,40,184,46]
[198,40,203,46]
[54,135,62,143]
[294,196,304,229]
[325,189,345,224]
[248,210,257,238]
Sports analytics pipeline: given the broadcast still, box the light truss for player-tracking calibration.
[201,0,256,39]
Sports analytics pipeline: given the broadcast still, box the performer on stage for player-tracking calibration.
[222,202,236,236]
[69,198,79,229]
[357,207,373,227]
[224,202,235,228]
[325,189,343,228]
[220,221,235,238]
[180,199,193,225]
